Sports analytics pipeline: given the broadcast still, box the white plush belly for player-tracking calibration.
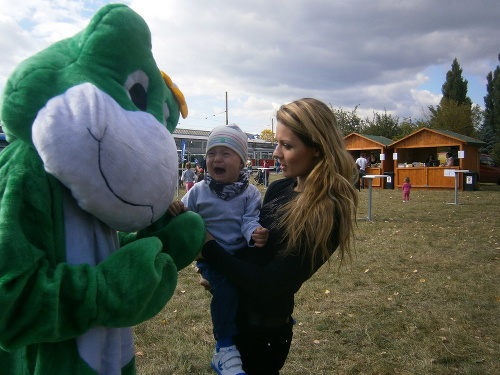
[62,188,134,374]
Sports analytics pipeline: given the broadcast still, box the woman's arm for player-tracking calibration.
[203,177,333,299]
[202,238,336,299]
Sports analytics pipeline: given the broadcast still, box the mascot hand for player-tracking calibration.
[96,236,177,327]
[131,211,205,271]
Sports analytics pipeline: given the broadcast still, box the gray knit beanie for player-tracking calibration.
[206,124,248,163]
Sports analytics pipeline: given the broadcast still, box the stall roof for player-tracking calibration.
[431,129,486,147]
[388,128,486,148]
[344,132,394,147]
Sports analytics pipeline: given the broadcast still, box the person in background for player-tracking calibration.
[201,155,207,172]
[444,152,454,167]
[197,167,205,183]
[180,162,196,192]
[425,154,435,166]
[170,124,268,375]
[198,98,358,375]
[246,159,253,175]
[275,158,281,173]
[369,152,377,166]
[263,160,270,187]
[402,176,412,202]
[355,152,368,189]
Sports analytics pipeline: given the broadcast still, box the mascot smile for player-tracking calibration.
[0,4,204,374]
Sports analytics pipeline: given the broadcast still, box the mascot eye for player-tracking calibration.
[124,70,149,111]
[129,83,147,111]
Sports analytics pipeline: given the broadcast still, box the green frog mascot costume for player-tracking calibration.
[0,4,205,374]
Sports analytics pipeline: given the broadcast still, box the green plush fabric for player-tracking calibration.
[2,4,172,145]
[0,118,204,375]
[0,340,135,375]
[0,4,204,374]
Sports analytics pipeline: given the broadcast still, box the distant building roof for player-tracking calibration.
[173,128,210,137]
[431,129,486,147]
[357,134,394,146]
[173,127,259,140]
[388,128,486,148]
[344,132,394,148]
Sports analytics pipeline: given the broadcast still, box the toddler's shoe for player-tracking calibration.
[210,345,246,375]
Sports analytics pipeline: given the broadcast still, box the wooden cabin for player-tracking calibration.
[388,128,485,190]
[344,133,394,188]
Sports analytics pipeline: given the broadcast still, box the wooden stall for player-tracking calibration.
[344,133,394,188]
[388,128,485,190]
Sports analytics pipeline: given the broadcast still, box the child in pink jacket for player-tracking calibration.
[402,176,412,202]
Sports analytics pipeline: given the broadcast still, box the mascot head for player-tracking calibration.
[0,4,187,232]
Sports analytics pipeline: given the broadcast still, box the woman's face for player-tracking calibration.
[273,122,319,179]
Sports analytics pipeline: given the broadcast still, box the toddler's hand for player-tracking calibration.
[252,227,269,247]
[168,201,187,216]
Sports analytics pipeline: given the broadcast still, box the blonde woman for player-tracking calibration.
[200,98,358,375]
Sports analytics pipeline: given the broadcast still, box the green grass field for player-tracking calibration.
[134,175,499,374]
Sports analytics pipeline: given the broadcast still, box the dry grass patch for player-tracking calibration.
[135,176,499,374]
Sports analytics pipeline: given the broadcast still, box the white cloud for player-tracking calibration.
[1,0,499,134]
[411,89,441,108]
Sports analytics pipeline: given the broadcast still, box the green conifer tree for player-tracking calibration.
[428,58,475,136]
[442,58,472,106]
[481,54,500,161]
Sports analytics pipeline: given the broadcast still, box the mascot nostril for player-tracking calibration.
[0,4,205,374]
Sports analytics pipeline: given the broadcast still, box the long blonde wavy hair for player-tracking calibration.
[275,98,358,266]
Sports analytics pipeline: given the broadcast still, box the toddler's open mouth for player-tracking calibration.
[214,167,225,175]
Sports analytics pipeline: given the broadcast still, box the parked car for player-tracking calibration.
[479,154,500,184]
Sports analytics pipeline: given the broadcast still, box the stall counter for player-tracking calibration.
[366,167,383,187]
[395,166,458,189]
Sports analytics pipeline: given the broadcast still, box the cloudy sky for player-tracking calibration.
[0,0,499,134]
